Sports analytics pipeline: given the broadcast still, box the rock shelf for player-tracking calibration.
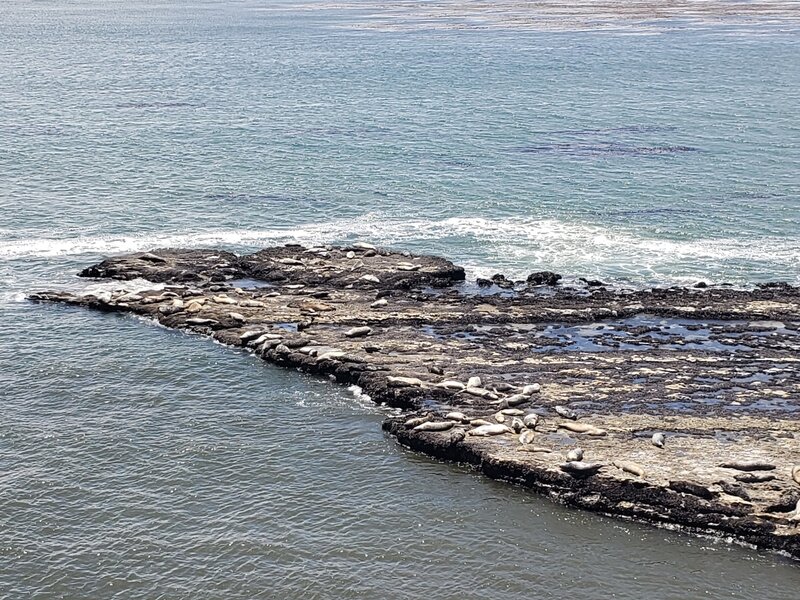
[30,244,800,558]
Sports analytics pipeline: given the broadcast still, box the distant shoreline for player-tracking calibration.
[289,0,800,31]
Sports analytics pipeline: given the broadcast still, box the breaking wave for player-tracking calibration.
[1,214,798,286]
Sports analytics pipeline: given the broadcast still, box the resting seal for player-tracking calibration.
[560,461,603,477]
[469,424,513,437]
[413,420,456,432]
[566,448,584,462]
[554,406,577,420]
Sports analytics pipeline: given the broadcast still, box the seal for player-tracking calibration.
[404,415,431,428]
[413,420,456,432]
[445,411,470,423]
[186,317,219,326]
[468,424,513,436]
[239,329,269,343]
[510,417,524,433]
[559,461,603,477]
[495,394,528,408]
[248,333,283,348]
[185,301,203,313]
[518,430,535,445]
[558,422,607,436]
[500,408,525,416]
[734,472,776,484]
[719,461,776,472]
[370,299,388,308]
[651,432,666,448]
[554,406,577,420]
[397,263,421,271]
[523,413,540,429]
[518,446,553,453]
[521,383,541,395]
[387,376,425,387]
[463,387,498,400]
[352,242,377,251]
[613,461,645,478]
[469,419,493,427]
[467,376,482,388]
[566,448,584,462]
[717,481,750,501]
[669,480,714,500]
[493,413,506,423]
[239,299,266,308]
[492,383,515,393]
[345,326,372,338]
[436,380,465,391]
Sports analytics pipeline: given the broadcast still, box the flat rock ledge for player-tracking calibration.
[30,244,800,558]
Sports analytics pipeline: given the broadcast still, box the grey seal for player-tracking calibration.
[554,406,577,420]
[566,448,584,462]
[558,422,607,436]
[734,472,776,484]
[469,424,513,437]
[445,411,470,423]
[560,462,603,477]
[404,414,431,428]
[345,326,372,338]
[413,420,456,432]
[719,461,776,472]
[613,461,645,478]
[523,413,540,429]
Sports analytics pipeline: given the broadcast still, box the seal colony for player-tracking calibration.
[30,244,800,558]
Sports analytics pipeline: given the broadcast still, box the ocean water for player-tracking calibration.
[1,1,799,597]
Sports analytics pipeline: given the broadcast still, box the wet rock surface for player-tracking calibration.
[31,244,800,558]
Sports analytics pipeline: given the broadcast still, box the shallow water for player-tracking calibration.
[1,1,799,597]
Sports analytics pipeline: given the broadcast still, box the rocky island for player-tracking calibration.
[30,244,800,558]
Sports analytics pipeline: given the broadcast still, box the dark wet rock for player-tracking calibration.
[527,271,562,286]
[79,245,465,290]
[79,249,243,282]
[490,274,514,289]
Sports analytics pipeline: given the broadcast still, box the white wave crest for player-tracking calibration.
[1,215,798,285]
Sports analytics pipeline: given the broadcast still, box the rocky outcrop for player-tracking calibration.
[30,243,800,558]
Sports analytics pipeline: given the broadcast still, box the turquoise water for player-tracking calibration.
[1,1,799,597]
